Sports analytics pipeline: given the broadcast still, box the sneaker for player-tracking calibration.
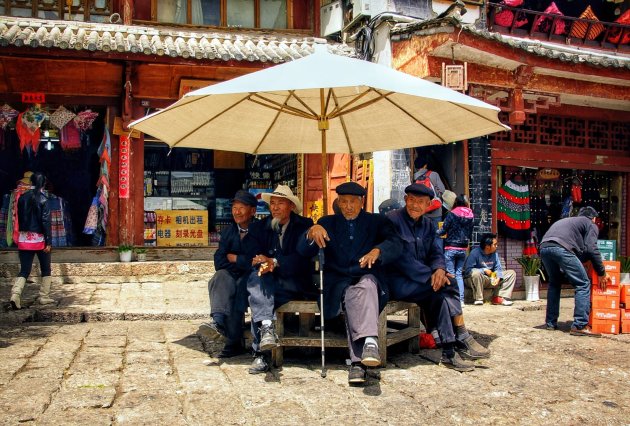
[473,300,483,306]
[259,324,279,351]
[348,363,367,384]
[456,335,491,359]
[491,296,513,306]
[360,341,381,367]
[440,352,475,372]
[248,352,270,374]
[569,326,601,338]
[197,320,227,343]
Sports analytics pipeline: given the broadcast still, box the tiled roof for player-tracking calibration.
[0,16,354,63]
[391,16,630,70]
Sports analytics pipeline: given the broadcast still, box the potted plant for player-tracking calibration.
[135,247,147,262]
[118,244,134,263]
[515,255,546,302]
[619,256,630,285]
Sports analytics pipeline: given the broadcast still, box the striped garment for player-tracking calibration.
[569,6,604,41]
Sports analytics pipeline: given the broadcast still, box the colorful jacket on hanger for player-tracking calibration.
[498,179,531,240]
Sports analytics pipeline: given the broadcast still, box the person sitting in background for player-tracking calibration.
[463,233,516,306]
[246,185,316,374]
[197,190,258,358]
[437,194,474,304]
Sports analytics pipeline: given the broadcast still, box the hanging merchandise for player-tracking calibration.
[49,105,76,130]
[498,178,531,240]
[83,127,111,246]
[16,112,42,155]
[60,120,82,150]
[0,104,18,129]
[74,109,99,132]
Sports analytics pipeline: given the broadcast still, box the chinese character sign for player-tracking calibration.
[155,210,208,247]
[119,135,130,199]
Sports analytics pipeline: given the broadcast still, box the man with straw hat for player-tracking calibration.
[246,185,316,374]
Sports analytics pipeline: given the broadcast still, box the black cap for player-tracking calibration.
[405,183,434,198]
[578,206,598,219]
[378,199,402,215]
[232,190,258,208]
[335,182,366,197]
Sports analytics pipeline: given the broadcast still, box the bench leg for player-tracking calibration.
[408,305,421,354]
[273,312,285,367]
[377,309,387,367]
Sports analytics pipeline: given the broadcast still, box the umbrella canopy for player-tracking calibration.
[130,43,508,211]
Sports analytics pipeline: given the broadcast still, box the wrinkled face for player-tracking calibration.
[269,196,293,224]
[337,194,363,220]
[484,239,499,255]
[404,193,431,221]
[231,201,256,227]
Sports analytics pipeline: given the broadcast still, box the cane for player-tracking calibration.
[318,248,327,378]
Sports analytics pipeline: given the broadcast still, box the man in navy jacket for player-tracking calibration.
[197,190,258,358]
[299,181,402,385]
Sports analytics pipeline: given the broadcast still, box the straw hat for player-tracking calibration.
[261,185,302,214]
[18,171,33,185]
[441,190,457,211]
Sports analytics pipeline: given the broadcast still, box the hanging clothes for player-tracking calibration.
[498,179,531,240]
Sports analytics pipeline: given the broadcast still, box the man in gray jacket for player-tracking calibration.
[539,206,610,337]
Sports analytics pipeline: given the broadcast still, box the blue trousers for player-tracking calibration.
[540,246,591,329]
[444,249,466,302]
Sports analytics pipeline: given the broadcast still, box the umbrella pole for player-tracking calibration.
[319,89,329,216]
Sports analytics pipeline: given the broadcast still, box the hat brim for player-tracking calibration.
[260,192,302,214]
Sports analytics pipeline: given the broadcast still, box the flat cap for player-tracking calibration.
[578,206,598,219]
[405,183,435,198]
[336,182,366,196]
[232,190,258,208]
[378,199,402,215]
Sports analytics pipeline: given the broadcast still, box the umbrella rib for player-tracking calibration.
[331,89,354,153]
[289,91,320,118]
[170,94,251,148]
[253,93,294,153]
[328,90,393,119]
[250,93,317,120]
[380,95,447,143]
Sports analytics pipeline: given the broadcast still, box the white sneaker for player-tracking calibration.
[473,300,483,306]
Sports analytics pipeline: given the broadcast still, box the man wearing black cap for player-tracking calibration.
[299,181,402,385]
[540,206,610,337]
[197,190,258,358]
[386,183,489,372]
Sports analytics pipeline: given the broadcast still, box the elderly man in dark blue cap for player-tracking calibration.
[540,206,610,337]
[386,183,489,372]
[197,190,259,358]
[298,181,402,385]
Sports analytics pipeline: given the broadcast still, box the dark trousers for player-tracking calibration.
[208,269,248,346]
[389,276,458,345]
[18,249,51,278]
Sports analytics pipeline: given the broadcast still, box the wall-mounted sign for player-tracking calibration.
[119,135,130,199]
[155,210,208,247]
[21,92,46,103]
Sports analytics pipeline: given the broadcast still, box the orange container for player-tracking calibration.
[592,287,620,297]
[603,261,620,274]
[589,308,620,322]
[590,270,620,287]
[621,285,630,305]
[621,309,630,321]
[591,296,620,309]
[589,320,619,335]
[621,320,630,334]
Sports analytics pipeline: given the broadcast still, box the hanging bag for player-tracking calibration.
[415,171,442,213]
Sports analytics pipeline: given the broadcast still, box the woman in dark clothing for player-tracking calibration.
[437,194,474,304]
[10,172,54,309]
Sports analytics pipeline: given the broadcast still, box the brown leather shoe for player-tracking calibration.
[569,326,601,337]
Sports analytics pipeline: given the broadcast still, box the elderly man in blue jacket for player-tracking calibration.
[386,183,489,372]
[299,181,402,385]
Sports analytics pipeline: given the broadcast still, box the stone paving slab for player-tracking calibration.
[1,303,629,425]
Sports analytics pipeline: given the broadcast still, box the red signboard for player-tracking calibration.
[119,135,130,199]
[21,92,46,103]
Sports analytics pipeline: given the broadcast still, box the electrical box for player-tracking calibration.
[320,0,343,37]
[352,0,371,21]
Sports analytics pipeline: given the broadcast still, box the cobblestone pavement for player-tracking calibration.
[1,293,629,425]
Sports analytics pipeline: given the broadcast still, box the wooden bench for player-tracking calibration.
[272,300,422,367]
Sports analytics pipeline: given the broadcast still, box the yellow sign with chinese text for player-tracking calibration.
[155,210,208,247]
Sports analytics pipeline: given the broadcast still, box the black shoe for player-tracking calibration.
[218,344,247,358]
[197,320,227,343]
[259,324,279,351]
[456,335,491,359]
[440,352,475,372]
[248,352,270,374]
[569,326,601,337]
[361,341,381,367]
[348,363,367,385]
[546,324,558,331]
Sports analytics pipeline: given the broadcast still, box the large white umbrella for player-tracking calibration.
[130,43,508,211]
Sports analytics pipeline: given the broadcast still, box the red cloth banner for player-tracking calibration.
[119,135,130,199]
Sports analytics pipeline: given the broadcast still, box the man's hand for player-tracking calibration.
[43,245,51,254]
[252,254,276,275]
[431,268,450,291]
[598,273,610,291]
[307,224,330,248]
[484,269,492,276]
[227,253,237,263]
[359,248,380,269]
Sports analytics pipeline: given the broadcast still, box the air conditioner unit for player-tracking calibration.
[352,0,371,21]
[320,0,343,37]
